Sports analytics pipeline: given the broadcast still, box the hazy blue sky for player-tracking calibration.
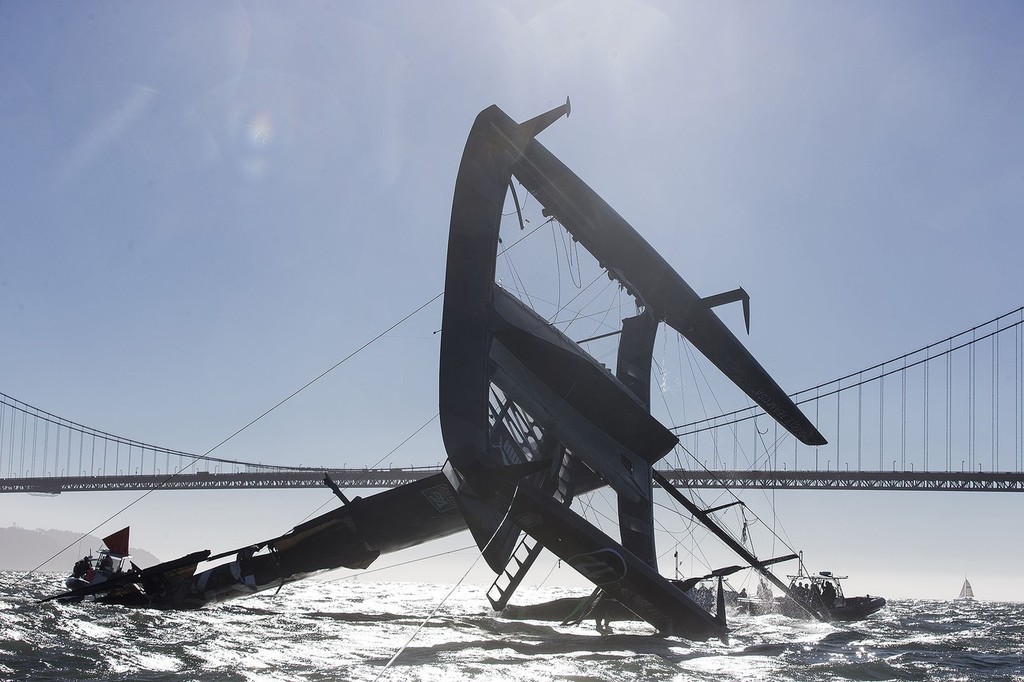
[2,1,1023,601]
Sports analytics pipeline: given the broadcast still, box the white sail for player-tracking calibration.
[958,578,974,600]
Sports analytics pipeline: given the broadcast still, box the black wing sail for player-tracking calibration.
[508,121,827,448]
[439,101,824,637]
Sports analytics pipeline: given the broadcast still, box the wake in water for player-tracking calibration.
[2,572,1022,681]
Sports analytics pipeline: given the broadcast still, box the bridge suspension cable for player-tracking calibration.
[0,391,311,479]
[671,306,1024,476]
[2,305,1022,491]
[0,291,444,485]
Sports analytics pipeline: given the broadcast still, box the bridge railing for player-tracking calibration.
[4,466,1023,494]
[0,466,445,494]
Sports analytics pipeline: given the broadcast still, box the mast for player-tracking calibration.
[653,471,826,621]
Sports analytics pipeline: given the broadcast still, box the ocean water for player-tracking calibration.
[1,571,1021,681]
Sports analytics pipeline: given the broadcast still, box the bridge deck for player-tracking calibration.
[4,468,1022,494]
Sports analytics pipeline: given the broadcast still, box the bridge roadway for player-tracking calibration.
[3,467,1023,494]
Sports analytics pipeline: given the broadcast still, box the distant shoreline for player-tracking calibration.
[0,526,160,572]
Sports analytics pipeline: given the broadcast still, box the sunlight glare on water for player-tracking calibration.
[1,572,1022,681]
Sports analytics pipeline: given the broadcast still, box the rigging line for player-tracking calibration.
[679,336,759,482]
[199,291,445,465]
[545,270,607,326]
[501,249,536,312]
[326,544,478,582]
[652,498,707,559]
[376,487,520,680]
[557,225,583,289]
[586,290,620,346]
[656,479,738,575]
[497,216,553,257]
[493,289,631,330]
[547,224,570,303]
[18,214,534,479]
[681,335,755,470]
[551,221,563,308]
[552,299,634,330]
[29,293,445,574]
[496,215,557,312]
[660,444,799,558]
[585,485,720,577]
[532,554,561,590]
[672,339,689,473]
[751,426,788,473]
[680,337,715,427]
[550,276,616,333]
[295,413,441,525]
[770,473,779,559]
[655,515,715,576]
[660,330,758,498]
[655,505,701,554]
[571,235,583,288]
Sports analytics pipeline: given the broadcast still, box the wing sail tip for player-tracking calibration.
[803,432,829,447]
[788,418,827,447]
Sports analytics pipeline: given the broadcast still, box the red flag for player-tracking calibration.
[102,527,130,556]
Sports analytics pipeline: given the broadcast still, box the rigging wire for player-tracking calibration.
[550,277,618,340]
[295,412,441,525]
[671,336,802,556]
[554,302,634,332]
[498,216,554,257]
[530,554,562,590]
[653,498,713,573]
[28,292,444,574]
[502,248,535,310]
[556,224,583,289]
[325,544,478,582]
[665,441,801,559]
[655,329,755,570]
[551,219,563,315]
[374,487,520,680]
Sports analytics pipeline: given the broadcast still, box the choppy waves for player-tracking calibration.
[1,572,1021,681]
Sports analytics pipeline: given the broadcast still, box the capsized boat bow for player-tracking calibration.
[43,472,469,608]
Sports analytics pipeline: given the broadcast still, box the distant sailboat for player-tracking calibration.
[957,577,975,601]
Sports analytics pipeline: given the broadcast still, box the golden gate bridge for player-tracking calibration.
[2,307,1022,495]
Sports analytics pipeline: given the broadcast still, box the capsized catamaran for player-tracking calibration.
[436,100,825,638]
[44,101,826,640]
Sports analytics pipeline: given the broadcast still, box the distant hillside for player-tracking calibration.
[0,526,160,571]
